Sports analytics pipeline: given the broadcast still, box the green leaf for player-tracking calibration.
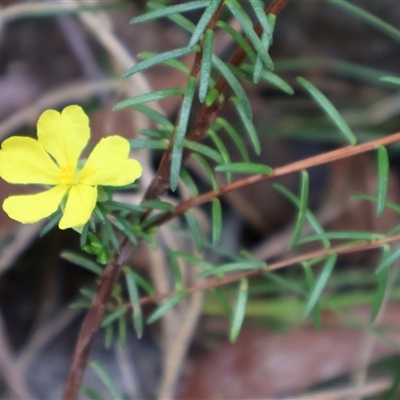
[113,88,185,111]
[168,250,215,271]
[79,287,95,300]
[189,0,222,47]
[123,267,143,338]
[140,128,171,139]
[371,246,390,322]
[110,218,137,246]
[88,361,124,400]
[216,21,256,62]
[290,170,309,248]
[299,231,383,244]
[122,46,194,78]
[185,211,203,253]
[212,198,222,246]
[253,49,263,83]
[229,278,248,342]
[263,271,306,295]
[297,76,357,145]
[199,260,266,277]
[147,290,187,324]
[376,145,389,216]
[375,245,400,275]
[324,0,400,43]
[101,307,127,328]
[302,262,321,331]
[212,54,252,120]
[80,223,89,249]
[101,200,144,212]
[69,300,91,309]
[303,254,337,317]
[207,129,232,182]
[128,270,155,297]
[131,1,208,25]
[180,168,199,197]
[138,51,191,75]
[215,162,272,175]
[231,97,260,155]
[214,117,250,162]
[249,0,272,36]
[171,76,197,191]
[207,129,230,161]
[104,324,113,349]
[267,14,277,31]
[381,76,400,85]
[129,139,168,150]
[82,387,105,400]
[211,288,233,319]
[118,311,127,347]
[183,139,223,163]
[142,200,175,212]
[241,64,294,94]
[353,194,400,215]
[132,104,173,130]
[167,251,184,290]
[40,212,62,237]
[101,216,121,251]
[60,251,103,275]
[199,29,215,102]
[273,183,330,249]
[226,1,274,70]
[192,153,218,190]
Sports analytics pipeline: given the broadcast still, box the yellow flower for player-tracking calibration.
[0,105,142,230]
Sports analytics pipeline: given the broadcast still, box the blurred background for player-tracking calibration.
[1,1,400,399]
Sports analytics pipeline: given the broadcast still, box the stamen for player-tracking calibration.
[59,162,76,185]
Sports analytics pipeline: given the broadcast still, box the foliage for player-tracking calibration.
[3,0,400,398]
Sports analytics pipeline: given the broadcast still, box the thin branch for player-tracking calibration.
[143,0,290,201]
[150,130,400,228]
[143,0,226,201]
[140,232,400,306]
[62,236,132,400]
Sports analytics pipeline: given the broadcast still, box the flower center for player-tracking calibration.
[58,162,77,185]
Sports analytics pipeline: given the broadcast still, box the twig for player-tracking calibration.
[62,254,127,400]
[150,130,400,228]
[143,0,226,201]
[140,232,400,306]
[143,0,290,201]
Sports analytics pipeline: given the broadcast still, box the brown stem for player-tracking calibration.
[62,1,290,398]
[149,130,400,228]
[62,240,131,400]
[140,232,400,306]
[143,1,226,201]
[144,0,289,201]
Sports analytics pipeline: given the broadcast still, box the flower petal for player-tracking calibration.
[2,186,68,224]
[0,137,60,184]
[59,184,97,229]
[78,136,142,186]
[37,105,90,168]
